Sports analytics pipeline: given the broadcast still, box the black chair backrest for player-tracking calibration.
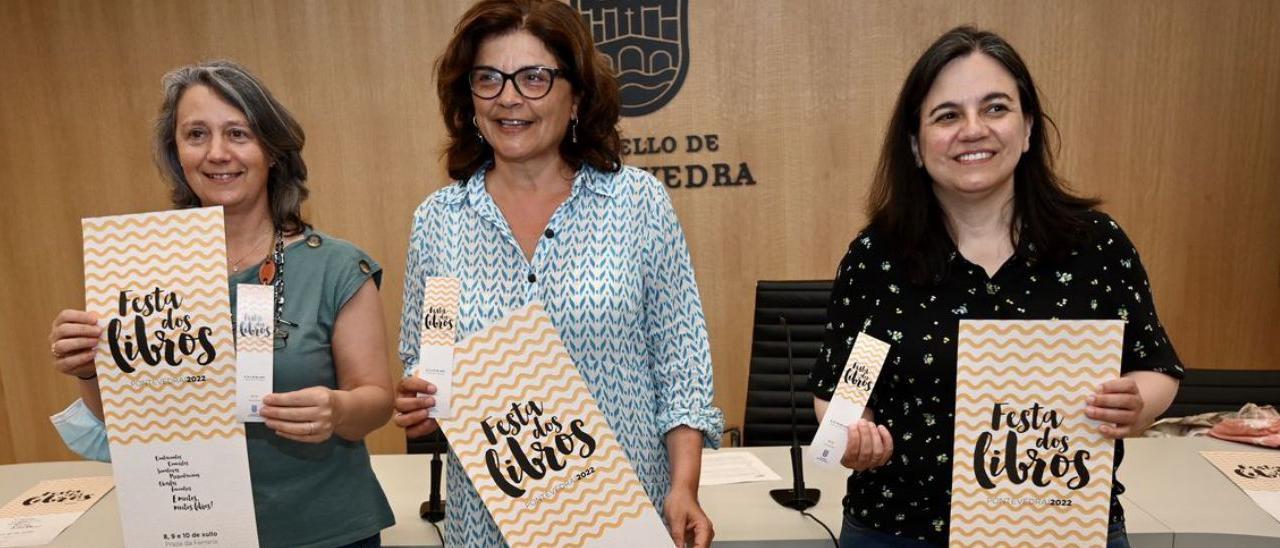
[742,280,833,446]
[740,280,1277,439]
[406,429,448,454]
[1161,369,1280,418]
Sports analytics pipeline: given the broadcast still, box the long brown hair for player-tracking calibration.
[867,26,1098,284]
[436,0,622,181]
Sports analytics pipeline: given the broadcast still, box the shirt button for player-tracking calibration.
[544,228,555,239]
[527,273,537,283]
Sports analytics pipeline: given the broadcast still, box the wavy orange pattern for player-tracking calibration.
[419,277,460,346]
[438,303,664,547]
[949,320,1122,547]
[83,207,243,448]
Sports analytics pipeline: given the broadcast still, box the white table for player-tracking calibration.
[1117,437,1280,548]
[699,446,1172,548]
[1,439,1275,547]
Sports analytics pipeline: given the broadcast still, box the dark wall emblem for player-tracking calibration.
[572,0,689,117]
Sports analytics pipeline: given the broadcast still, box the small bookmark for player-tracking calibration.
[808,332,891,468]
[414,277,460,419]
[235,284,274,423]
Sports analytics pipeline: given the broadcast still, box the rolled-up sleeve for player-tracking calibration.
[50,399,111,462]
[642,185,724,448]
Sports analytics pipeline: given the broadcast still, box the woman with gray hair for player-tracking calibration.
[46,60,396,548]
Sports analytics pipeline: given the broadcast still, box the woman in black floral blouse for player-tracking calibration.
[808,27,1184,547]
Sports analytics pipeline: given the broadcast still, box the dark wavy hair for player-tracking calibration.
[154,60,310,235]
[867,26,1099,285]
[436,0,622,180]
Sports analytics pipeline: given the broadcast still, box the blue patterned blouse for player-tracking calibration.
[398,164,724,547]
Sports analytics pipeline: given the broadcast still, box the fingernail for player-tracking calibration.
[1086,395,1095,404]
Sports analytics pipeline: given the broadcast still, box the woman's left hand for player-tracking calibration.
[260,387,345,443]
[664,488,713,548]
[1085,377,1145,439]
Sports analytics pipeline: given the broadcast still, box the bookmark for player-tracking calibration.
[414,277,460,418]
[235,284,274,422]
[808,332,890,468]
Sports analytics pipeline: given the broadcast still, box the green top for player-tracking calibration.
[229,228,394,548]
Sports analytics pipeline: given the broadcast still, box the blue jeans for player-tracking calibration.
[1106,522,1131,548]
[838,516,1131,547]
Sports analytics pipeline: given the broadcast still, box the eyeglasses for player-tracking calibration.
[468,66,564,100]
[273,318,297,351]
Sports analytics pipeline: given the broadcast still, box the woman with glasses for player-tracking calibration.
[392,1,722,546]
[808,27,1182,547]
[47,60,395,548]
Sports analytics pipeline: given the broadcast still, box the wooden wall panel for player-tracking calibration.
[1,0,1277,463]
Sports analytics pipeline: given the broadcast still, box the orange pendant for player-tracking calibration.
[259,258,277,285]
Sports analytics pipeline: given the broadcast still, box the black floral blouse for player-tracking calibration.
[807,211,1184,545]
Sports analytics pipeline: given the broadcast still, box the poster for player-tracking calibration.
[438,303,670,547]
[949,320,1123,547]
[1202,451,1280,523]
[82,207,258,547]
[0,476,113,547]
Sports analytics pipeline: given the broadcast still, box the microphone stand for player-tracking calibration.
[770,315,821,510]
[419,432,446,523]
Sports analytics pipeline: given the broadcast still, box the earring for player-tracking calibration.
[473,116,484,144]
[570,117,578,144]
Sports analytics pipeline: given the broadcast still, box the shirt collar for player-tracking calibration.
[576,164,621,198]
[460,163,621,208]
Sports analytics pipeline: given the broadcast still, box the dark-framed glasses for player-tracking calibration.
[468,66,564,100]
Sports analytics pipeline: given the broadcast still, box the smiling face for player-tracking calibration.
[174,84,271,212]
[915,52,1032,200]
[472,29,577,169]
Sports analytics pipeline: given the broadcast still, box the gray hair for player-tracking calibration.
[153,60,310,234]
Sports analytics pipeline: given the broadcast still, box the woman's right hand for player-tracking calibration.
[48,310,101,380]
[393,376,439,438]
[841,419,894,471]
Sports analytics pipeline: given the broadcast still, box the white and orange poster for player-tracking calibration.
[438,303,670,547]
[0,476,113,547]
[949,320,1122,547]
[1202,451,1280,523]
[82,207,258,547]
